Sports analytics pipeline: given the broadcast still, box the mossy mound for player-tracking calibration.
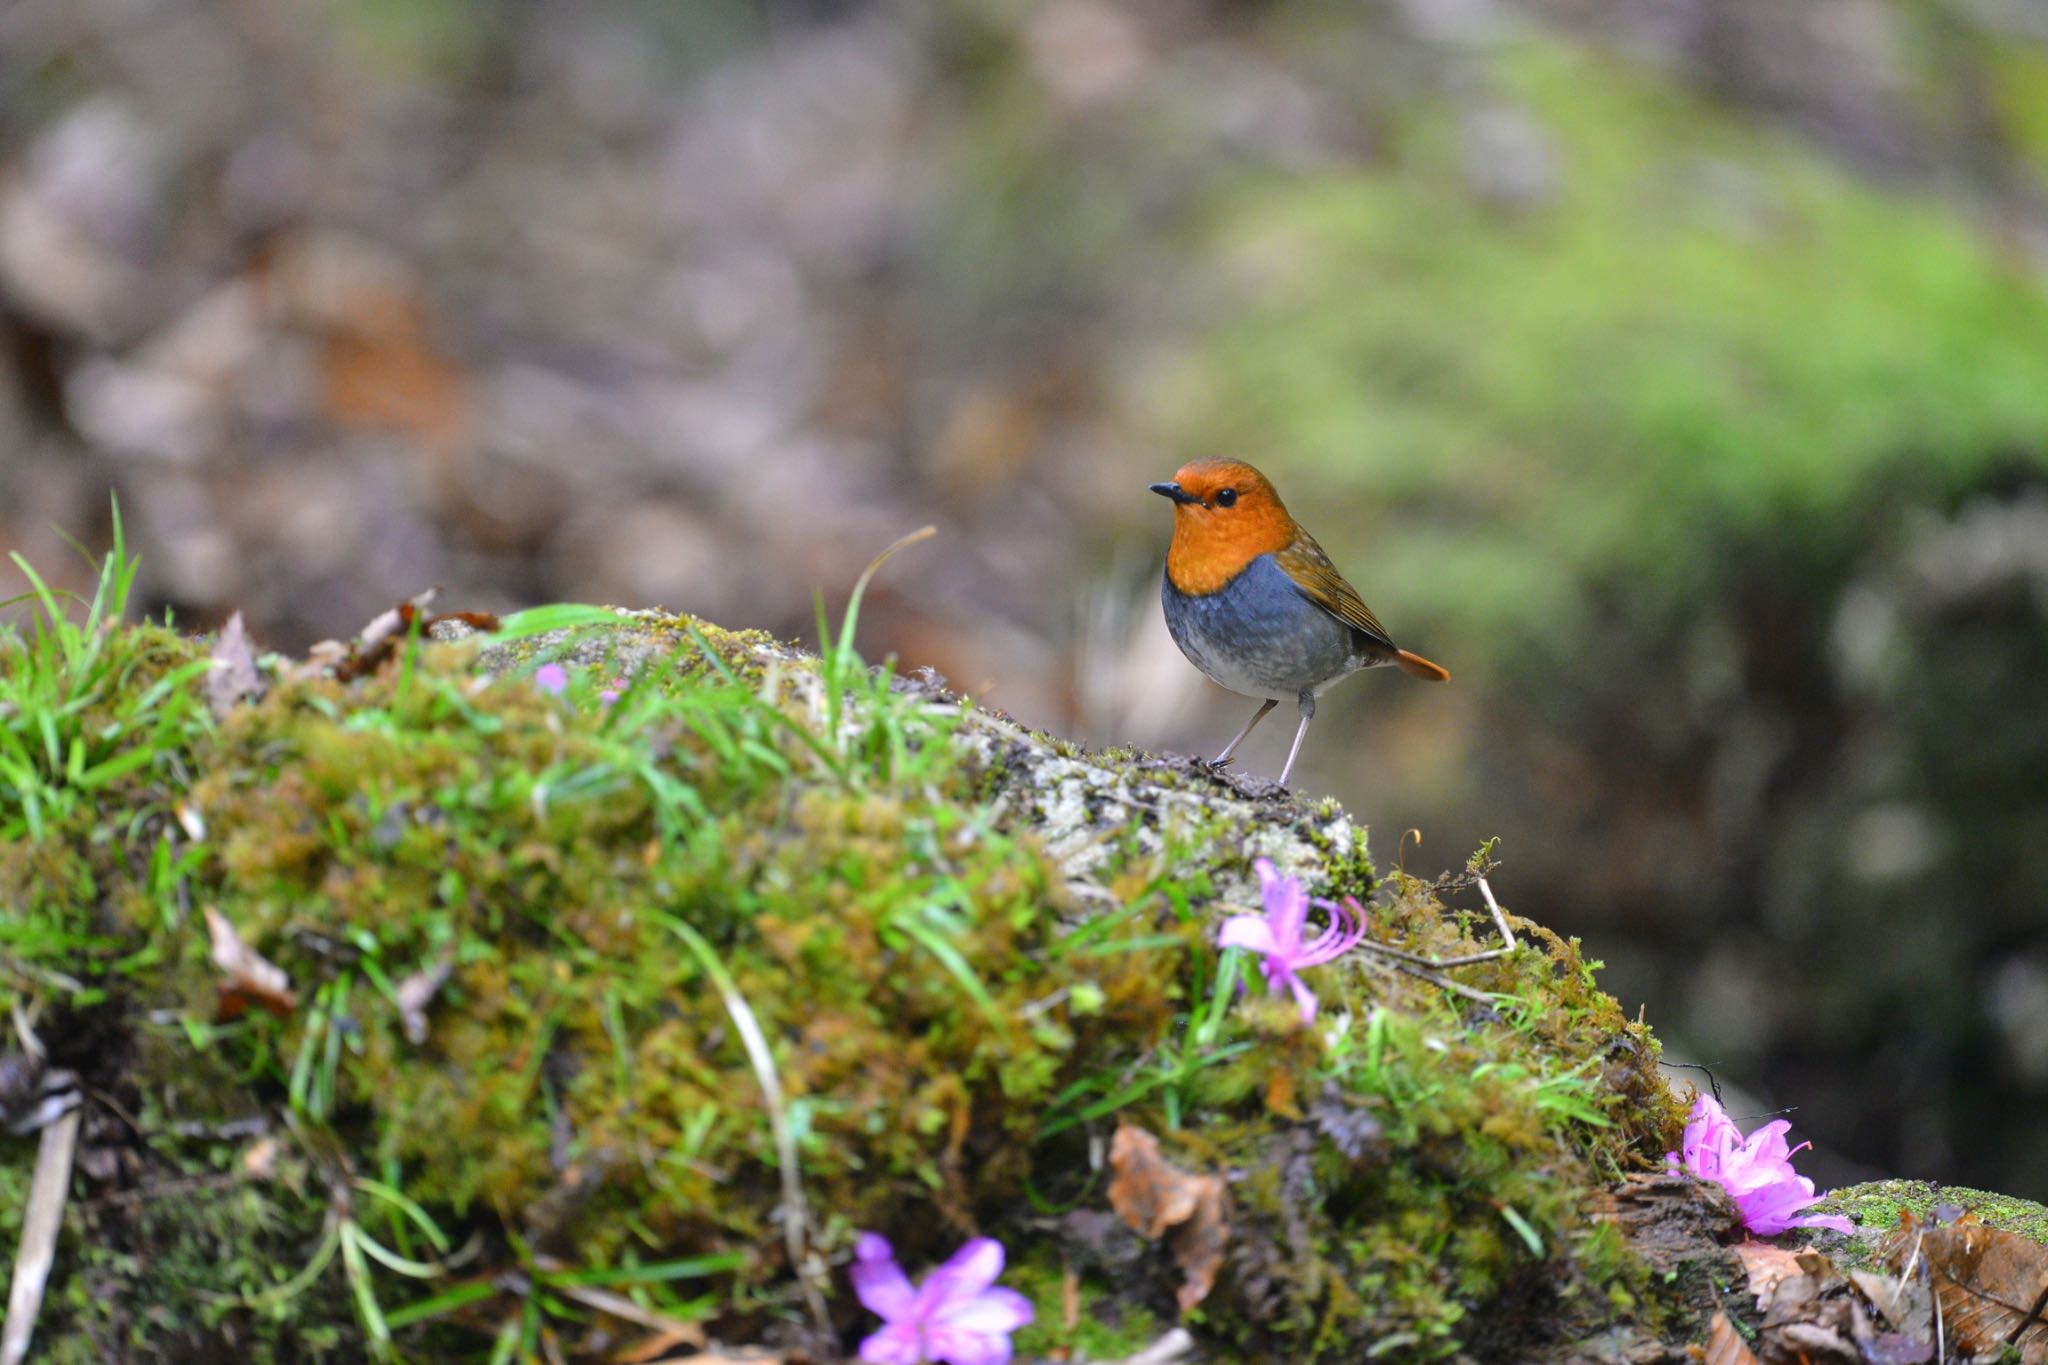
[1,582,1702,1361]
[1809,1181,2048,1275]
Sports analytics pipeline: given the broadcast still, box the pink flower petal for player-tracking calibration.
[1296,897,1364,966]
[919,1237,1004,1309]
[1671,1095,1849,1239]
[933,1286,1035,1335]
[859,1322,927,1365]
[1285,972,1319,1025]
[922,1324,1016,1365]
[1218,916,1278,956]
[851,1233,917,1321]
[1255,858,1308,949]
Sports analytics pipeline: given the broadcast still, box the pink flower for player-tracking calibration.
[1217,858,1367,1025]
[850,1233,1034,1365]
[1668,1094,1854,1236]
[533,663,569,696]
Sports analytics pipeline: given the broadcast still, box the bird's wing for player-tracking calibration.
[1274,532,1397,651]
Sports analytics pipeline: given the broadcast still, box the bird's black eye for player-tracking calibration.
[1214,488,1238,508]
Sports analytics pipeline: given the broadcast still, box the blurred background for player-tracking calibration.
[3,0,2045,1199]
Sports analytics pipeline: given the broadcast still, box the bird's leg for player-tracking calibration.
[1212,698,1278,768]
[1276,692,1315,787]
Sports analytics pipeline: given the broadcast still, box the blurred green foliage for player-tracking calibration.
[1188,38,2048,654]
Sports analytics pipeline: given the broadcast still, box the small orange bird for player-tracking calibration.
[1150,457,1448,787]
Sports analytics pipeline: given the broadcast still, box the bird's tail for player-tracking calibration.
[1394,649,1450,681]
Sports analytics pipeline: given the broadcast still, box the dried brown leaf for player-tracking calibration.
[1771,1320,1858,1361]
[1107,1123,1228,1314]
[1733,1239,1807,1311]
[319,308,470,453]
[1704,1310,1761,1365]
[1882,1209,2048,1362]
[207,611,261,718]
[312,592,503,682]
[1849,1268,1930,1336]
[426,610,500,636]
[332,591,436,681]
[203,907,297,1019]
[394,957,454,1045]
[240,1136,279,1181]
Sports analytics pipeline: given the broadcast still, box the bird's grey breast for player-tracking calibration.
[1160,554,1359,697]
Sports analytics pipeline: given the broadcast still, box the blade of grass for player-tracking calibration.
[893,913,1003,1028]
[383,1279,497,1331]
[495,603,620,642]
[657,914,828,1336]
[538,1253,744,1289]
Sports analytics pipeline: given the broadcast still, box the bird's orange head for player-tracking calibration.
[1150,457,1297,595]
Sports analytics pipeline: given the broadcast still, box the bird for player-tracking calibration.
[1149,457,1448,787]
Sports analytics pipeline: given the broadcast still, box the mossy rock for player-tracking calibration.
[0,603,1792,1362]
[1807,1180,2048,1274]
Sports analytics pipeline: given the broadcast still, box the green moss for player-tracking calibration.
[1006,1247,1162,1360]
[3,573,1696,1359]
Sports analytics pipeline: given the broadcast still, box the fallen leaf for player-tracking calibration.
[1849,1268,1930,1335]
[204,907,297,1018]
[1107,1123,1228,1314]
[320,322,469,454]
[1262,1067,1298,1119]
[1881,1209,2048,1362]
[207,611,261,718]
[426,610,500,637]
[309,592,504,682]
[394,957,454,1045]
[333,591,438,682]
[1771,1320,1858,1361]
[241,1136,279,1180]
[1734,1238,1807,1310]
[1858,1331,1935,1365]
[1703,1311,1761,1365]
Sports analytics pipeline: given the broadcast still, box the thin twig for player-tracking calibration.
[1,1105,81,1365]
[89,1170,241,1210]
[1111,1328,1197,1365]
[1934,1256,1945,1364]
[1350,874,1520,1000]
[1354,940,1507,971]
[1476,877,1518,952]
[1353,942,1500,1005]
[9,1001,43,1061]
[1385,959,1500,1006]
[84,1083,150,1146]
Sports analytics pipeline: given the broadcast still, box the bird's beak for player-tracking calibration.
[1149,481,1203,507]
